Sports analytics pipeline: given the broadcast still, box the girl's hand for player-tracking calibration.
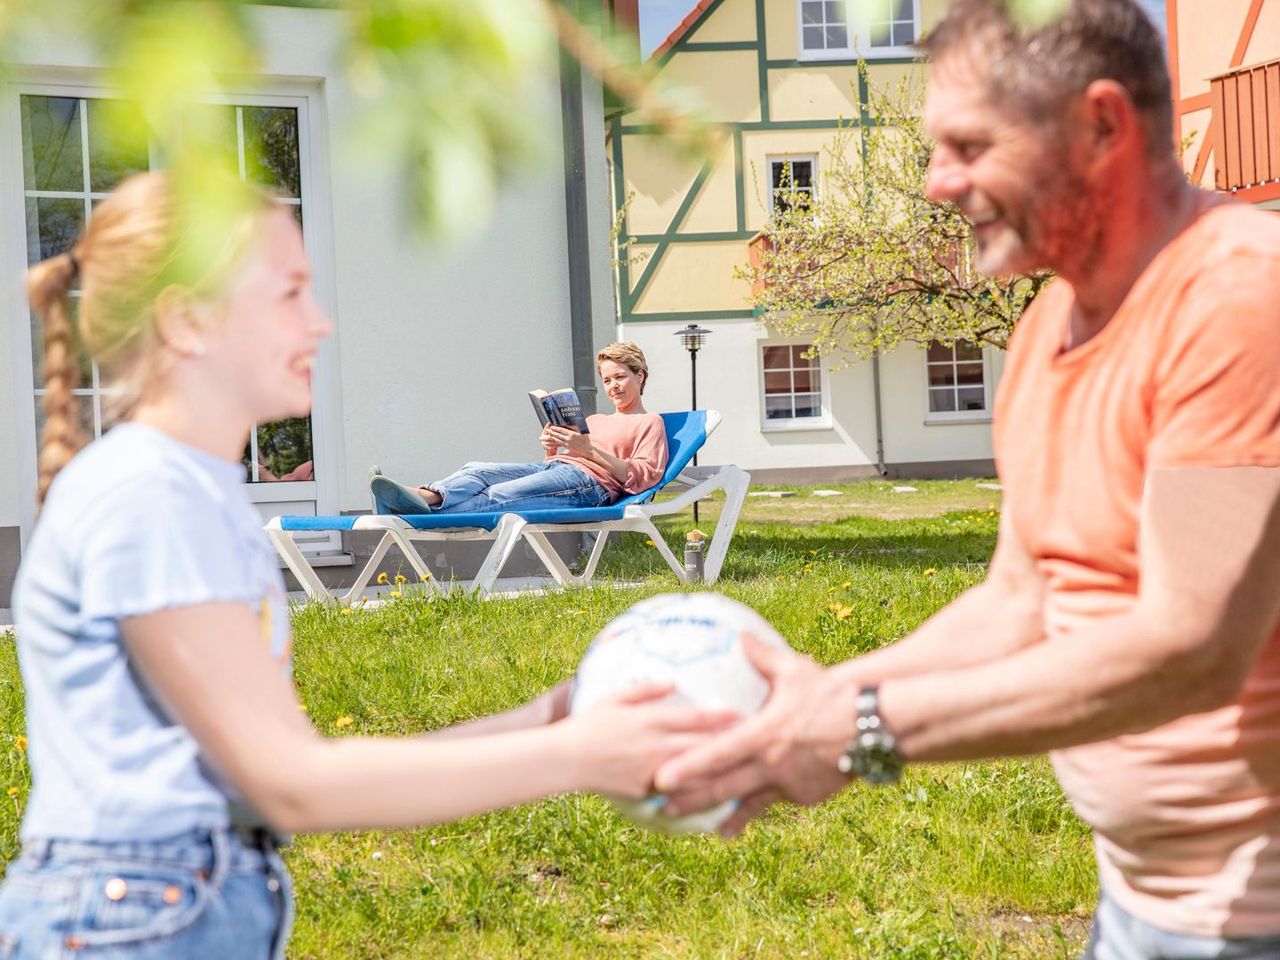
[561,684,738,799]
[546,425,593,458]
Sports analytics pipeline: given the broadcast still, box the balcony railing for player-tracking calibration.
[1211,58,1280,193]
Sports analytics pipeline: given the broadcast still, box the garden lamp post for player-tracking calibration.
[675,324,712,522]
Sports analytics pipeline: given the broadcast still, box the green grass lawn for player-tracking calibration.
[0,479,1096,958]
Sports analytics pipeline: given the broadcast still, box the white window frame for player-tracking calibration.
[767,154,818,218]
[796,0,922,62]
[923,340,993,425]
[2,72,343,549]
[759,339,832,432]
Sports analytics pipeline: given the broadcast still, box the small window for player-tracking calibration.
[867,0,917,49]
[769,157,815,216]
[798,0,919,59]
[763,344,823,421]
[926,340,988,415]
[800,0,849,53]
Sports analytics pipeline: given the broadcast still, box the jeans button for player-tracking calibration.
[267,876,280,893]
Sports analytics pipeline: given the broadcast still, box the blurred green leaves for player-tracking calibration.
[1007,0,1071,28]
[1,0,1075,264]
[2,0,559,247]
[0,0,645,258]
[345,0,555,240]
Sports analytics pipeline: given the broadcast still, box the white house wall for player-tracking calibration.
[878,346,1002,469]
[619,319,997,480]
[0,6,607,603]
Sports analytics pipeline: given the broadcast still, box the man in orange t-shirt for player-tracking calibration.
[654,1,1280,955]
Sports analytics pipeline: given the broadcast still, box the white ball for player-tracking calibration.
[569,592,791,834]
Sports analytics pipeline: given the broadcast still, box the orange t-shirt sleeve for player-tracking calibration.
[1147,252,1280,469]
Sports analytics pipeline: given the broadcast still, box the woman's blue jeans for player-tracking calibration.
[427,461,611,514]
[0,828,292,959]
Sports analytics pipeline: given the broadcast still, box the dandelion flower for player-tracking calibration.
[807,549,818,556]
[841,581,852,589]
[376,572,389,585]
[420,573,432,582]
[389,589,402,599]
[923,567,938,577]
[340,607,354,616]
[6,787,17,798]
[335,716,354,729]
[14,736,26,752]
[394,574,407,585]
[645,539,655,546]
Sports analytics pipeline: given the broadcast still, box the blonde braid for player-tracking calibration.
[28,251,84,506]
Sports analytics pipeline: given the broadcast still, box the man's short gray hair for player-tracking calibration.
[919,0,1173,155]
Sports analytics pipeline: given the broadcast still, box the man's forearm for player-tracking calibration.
[874,609,1244,763]
[834,579,1043,686]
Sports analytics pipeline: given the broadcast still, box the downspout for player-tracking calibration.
[558,0,598,414]
[859,68,887,477]
[871,349,888,476]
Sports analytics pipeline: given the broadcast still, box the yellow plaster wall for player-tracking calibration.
[864,62,927,100]
[631,242,752,313]
[621,135,705,235]
[625,244,658,296]
[681,137,741,233]
[741,128,861,233]
[763,0,798,61]
[1176,0,1253,98]
[1244,0,1280,66]
[686,0,757,44]
[768,66,861,122]
[662,50,761,123]
[920,0,947,34]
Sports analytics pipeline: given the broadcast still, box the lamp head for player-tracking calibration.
[675,323,711,353]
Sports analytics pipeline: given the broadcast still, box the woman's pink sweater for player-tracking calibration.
[550,412,667,499]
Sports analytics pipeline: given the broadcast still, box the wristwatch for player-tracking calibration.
[837,685,903,784]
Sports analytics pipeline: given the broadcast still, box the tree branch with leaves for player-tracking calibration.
[742,67,1050,359]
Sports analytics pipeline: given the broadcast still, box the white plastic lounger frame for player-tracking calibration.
[266,410,748,602]
[517,462,748,589]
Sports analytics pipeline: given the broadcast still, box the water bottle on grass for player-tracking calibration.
[683,529,707,583]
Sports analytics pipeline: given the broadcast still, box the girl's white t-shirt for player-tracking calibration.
[13,423,291,841]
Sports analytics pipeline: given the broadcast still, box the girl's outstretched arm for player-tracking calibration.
[123,604,733,833]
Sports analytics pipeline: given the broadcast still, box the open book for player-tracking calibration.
[529,388,590,434]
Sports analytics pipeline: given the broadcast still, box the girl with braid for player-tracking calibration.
[0,172,731,959]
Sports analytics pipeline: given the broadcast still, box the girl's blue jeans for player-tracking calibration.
[0,827,292,959]
[427,461,610,514]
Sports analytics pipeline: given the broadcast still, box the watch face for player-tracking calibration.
[851,733,902,784]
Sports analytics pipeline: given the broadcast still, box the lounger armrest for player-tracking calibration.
[632,464,747,516]
[672,465,726,485]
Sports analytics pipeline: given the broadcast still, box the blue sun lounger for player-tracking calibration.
[265,410,749,603]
